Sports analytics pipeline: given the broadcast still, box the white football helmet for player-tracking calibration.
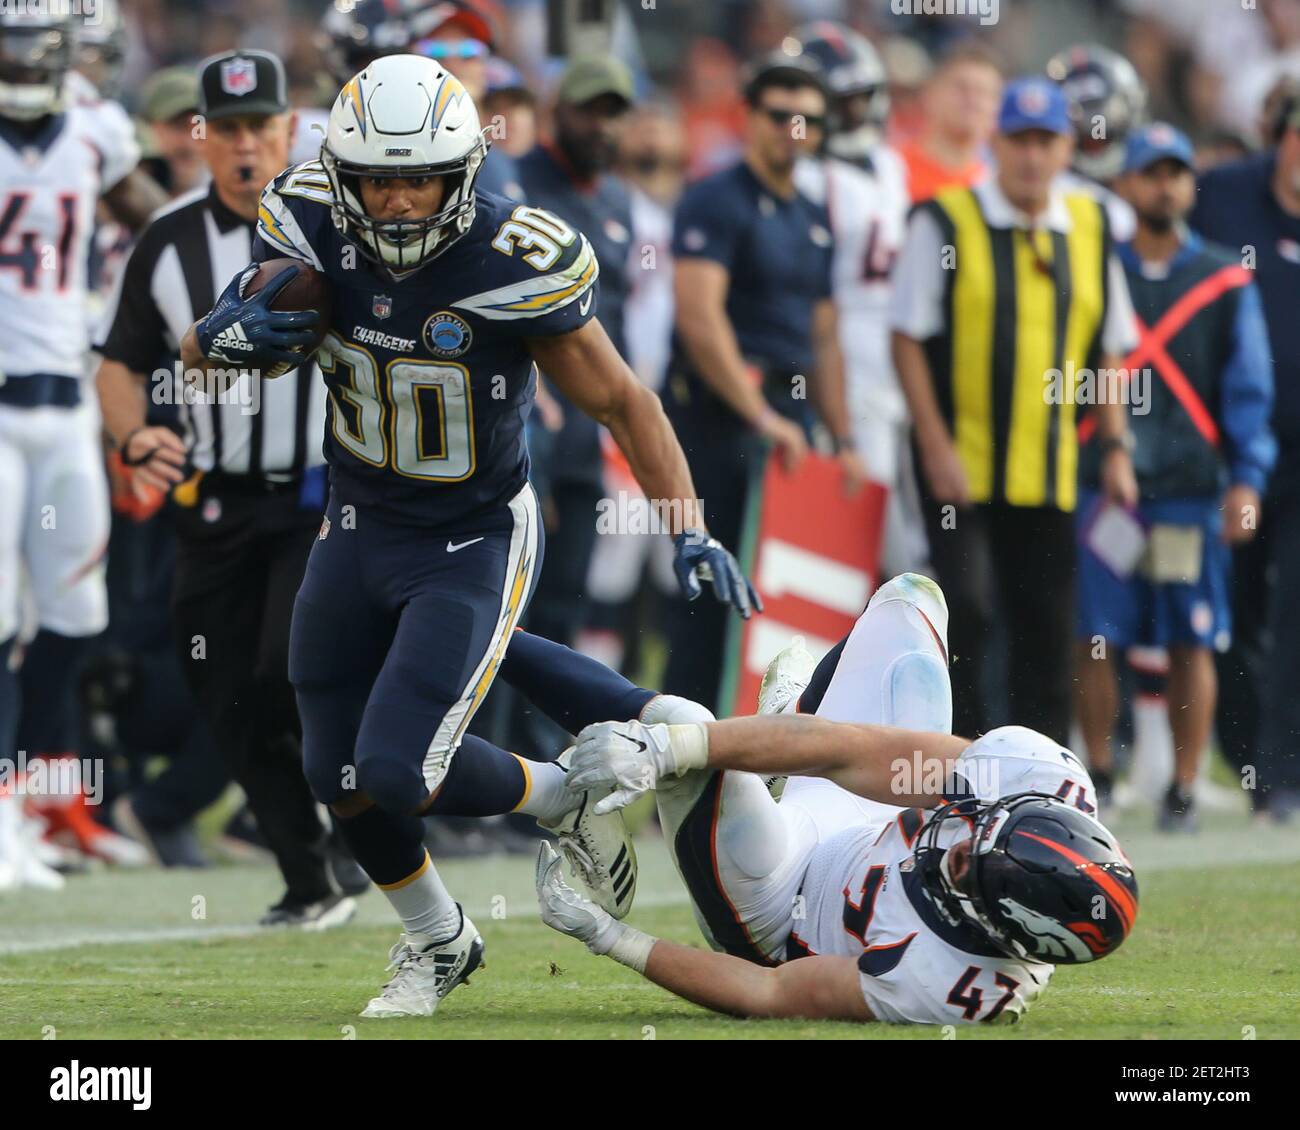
[320,53,489,273]
[0,9,73,123]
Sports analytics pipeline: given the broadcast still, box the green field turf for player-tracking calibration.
[1,811,1297,1040]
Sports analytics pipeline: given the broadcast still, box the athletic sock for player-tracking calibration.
[379,851,461,942]
[513,759,571,825]
[15,630,88,753]
[335,806,459,940]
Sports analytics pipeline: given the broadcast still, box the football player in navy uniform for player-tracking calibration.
[180,54,757,1018]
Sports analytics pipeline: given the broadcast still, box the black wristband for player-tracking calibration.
[1098,433,1135,457]
[119,426,158,467]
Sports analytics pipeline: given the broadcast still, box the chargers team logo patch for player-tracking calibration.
[372,293,392,320]
[220,58,257,97]
[423,311,473,359]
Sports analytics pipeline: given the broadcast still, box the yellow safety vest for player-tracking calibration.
[920,186,1109,511]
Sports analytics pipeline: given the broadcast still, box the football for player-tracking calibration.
[243,257,331,366]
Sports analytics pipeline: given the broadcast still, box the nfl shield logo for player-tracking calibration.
[372,294,392,319]
[221,58,258,97]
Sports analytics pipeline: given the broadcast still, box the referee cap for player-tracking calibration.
[198,49,288,121]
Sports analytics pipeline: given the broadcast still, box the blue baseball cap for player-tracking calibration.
[1123,122,1195,173]
[998,77,1072,136]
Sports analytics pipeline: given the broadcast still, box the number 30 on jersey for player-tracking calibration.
[318,333,475,481]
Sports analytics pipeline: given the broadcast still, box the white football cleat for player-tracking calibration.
[758,636,817,716]
[360,908,484,1018]
[541,748,637,920]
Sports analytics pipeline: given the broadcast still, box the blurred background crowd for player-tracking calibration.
[4,0,1300,912]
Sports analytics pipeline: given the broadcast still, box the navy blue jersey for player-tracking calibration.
[1192,152,1300,454]
[254,159,600,526]
[670,161,833,377]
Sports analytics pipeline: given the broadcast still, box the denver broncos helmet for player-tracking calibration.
[1046,43,1148,183]
[917,792,1138,965]
[0,7,74,122]
[785,20,889,164]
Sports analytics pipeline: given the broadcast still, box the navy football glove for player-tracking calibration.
[672,528,763,620]
[195,264,320,368]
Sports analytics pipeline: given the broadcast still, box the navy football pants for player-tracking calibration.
[289,484,541,815]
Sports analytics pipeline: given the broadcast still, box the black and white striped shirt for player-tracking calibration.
[98,183,327,477]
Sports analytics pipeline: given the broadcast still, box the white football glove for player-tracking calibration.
[565,719,709,815]
[535,841,622,954]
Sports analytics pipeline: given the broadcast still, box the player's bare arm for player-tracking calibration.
[526,318,702,534]
[567,712,971,814]
[530,318,762,617]
[101,167,169,232]
[674,257,808,468]
[535,842,872,1021]
[645,942,872,1020]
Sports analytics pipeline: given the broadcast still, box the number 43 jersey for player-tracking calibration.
[255,161,601,526]
[788,727,1100,1025]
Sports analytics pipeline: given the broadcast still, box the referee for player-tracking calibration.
[95,50,356,927]
[890,77,1140,744]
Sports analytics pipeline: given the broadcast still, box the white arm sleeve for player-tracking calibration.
[888,209,948,340]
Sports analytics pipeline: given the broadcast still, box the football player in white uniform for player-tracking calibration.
[1046,44,1146,243]
[0,10,165,869]
[789,23,929,577]
[537,573,1139,1025]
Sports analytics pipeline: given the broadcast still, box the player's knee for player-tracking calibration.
[355,754,427,815]
[883,650,953,733]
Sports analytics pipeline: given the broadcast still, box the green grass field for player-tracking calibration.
[2,810,1298,1040]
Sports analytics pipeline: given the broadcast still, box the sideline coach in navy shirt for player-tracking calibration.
[662,54,864,713]
[1192,97,1300,816]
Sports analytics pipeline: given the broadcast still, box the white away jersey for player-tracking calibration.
[0,96,139,381]
[1056,169,1135,243]
[788,726,1097,1025]
[794,147,910,420]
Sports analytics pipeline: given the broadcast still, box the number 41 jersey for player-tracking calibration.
[255,161,601,526]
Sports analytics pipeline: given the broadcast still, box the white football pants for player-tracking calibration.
[0,401,109,643]
[655,573,953,963]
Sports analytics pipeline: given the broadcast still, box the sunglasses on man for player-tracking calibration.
[413,38,490,61]
[759,106,827,132]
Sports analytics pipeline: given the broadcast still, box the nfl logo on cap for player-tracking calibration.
[221,57,258,97]
[1019,83,1048,115]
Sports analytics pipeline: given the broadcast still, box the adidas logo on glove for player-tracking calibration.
[210,324,257,355]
